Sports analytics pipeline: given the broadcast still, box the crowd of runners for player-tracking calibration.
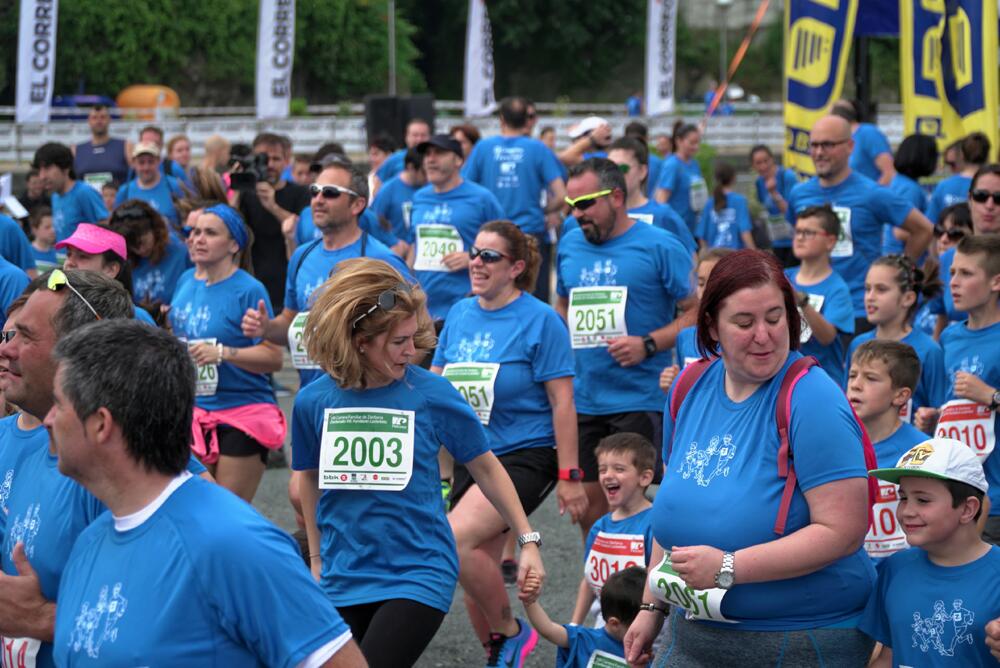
[0,95,999,667]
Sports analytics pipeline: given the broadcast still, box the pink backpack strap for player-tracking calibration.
[773,356,819,536]
[666,359,715,462]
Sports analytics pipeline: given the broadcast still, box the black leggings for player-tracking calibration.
[337,598,446,668]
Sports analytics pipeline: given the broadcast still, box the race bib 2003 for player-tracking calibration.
[319,408,415,491]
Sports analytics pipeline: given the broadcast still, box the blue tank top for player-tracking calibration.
[74,138,130,186]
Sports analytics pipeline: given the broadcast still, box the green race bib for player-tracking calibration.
[442,362,500,425]
[288,311,320,370]
[567,287,628,349]
[648,553,734,623]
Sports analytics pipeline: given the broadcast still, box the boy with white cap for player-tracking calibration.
[860,437,1000,666]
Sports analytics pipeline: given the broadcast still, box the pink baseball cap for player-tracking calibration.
[55,224,128,261]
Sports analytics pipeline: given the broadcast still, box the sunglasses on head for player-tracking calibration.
[469,246,511,264]
[309,183,359,200]
[564,189,613,212]
[351,283,411,331]
[934,225,968,240]
[47,269,101,320]
[971,189,1000,205]
[112,207,149,221]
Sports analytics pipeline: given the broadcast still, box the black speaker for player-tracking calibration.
[364,95,437,148]
[401,94,436,135]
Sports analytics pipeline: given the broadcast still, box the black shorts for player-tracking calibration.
[213,424,270,463]
[451,446,557,518]
[577,411,663,482]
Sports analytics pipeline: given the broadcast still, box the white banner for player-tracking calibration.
[256,0,295,120]
[464,0,496,117]
[16,0,58,124]
[645,0,678,117]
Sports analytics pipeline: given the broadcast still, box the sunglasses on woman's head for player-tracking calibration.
[468,246,511,264]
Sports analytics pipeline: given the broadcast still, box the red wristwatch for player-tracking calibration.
[558,468,584,481]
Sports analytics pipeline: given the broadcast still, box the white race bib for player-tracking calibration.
[899,398,913,423]
[831,206,854,258]
[689,176,708,213]
[648,553,734,623]
[568,287,628,349]
[442,363,500,425]
[319,408,415,491]
[189,338,218,397]
[1,636,40,668]
[935,399,996,461]
[585,650,628,668]
[797,293,825,344]
[414,224,463,272]
[288,311,320,370]
[83,172,113,191]
[864,482,908,559]
[585,532,645,596]
[629,213,655,226]
[766,214,793,242]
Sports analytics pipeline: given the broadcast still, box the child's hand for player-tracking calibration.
[914,407,939,434]
[659,365,679,394]
[519,569,542,604]
[953,372,995,406]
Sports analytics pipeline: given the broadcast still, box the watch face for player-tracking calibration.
[717,571,734,589]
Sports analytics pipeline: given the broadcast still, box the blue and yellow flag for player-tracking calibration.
[783,0,858,176]
[900,0,998,160]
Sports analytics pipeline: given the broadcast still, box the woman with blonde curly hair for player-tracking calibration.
[291,257,544,667]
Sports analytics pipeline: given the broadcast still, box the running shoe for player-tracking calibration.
[484,619,538,667]
[501,559,518,587]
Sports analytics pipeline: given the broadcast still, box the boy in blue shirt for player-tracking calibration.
[861,437,1000,667]
[847,340,930,566]
[523,565,644,668]
[785,205,854,385]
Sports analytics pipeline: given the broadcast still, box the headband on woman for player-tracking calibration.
[205,204,249,250]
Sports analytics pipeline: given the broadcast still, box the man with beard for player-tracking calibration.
[556,158,694,537]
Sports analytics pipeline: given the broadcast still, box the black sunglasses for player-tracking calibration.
[111,206,149,221]
[971,189,1000,205]
[934,225,968,241]
[469,246,511,264]
[310,183,359,200]
[351,283,410,330]
[0,330,14,344]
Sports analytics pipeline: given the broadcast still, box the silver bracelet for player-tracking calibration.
[216,343,224,364]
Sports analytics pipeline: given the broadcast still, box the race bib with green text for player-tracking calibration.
[319,408,415,491]
[414,225,463,272]
[568,287,628,349]
[442,362,500,425]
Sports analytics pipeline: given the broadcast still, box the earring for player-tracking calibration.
[359,346,366,354]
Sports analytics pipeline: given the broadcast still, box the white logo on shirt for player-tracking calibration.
[134,270,166,302]
[676,434,737,487]
[7,503,40,559]
[173,303,212,339]
[420,203,453,225]
[579,260,618,287]
[69,583,129,659]
[456,332,495,362]
[0,469,12,515]
[949,355,986,395]
[303,276,325,307]
[911,599,974,657]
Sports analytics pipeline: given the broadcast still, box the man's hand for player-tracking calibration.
[660,365,680,394]
[0,543,55,640]
[590,124,612,149]
[281,214,299,242]
[442,251,470,271]
[607,336,646,367]
[256,181,278,213]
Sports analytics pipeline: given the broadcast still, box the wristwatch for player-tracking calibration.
[990,390,1000,411]
[715,552,736,590]
[558,468,584,481]
[642,335,657,359]
[796,291,809,309]
[517,532,542,548]
[639,602,668,616]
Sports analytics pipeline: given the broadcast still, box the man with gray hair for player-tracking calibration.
[45,320,365,666]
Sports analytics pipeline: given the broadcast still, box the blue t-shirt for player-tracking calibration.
[656,155,706,231]
[866,422,928,567]
[291,367,491,612]
[169,268,276,411]
[410,181,506,320]
[657,354,876,630]
[928,248,967,323]
[859,546,1000,667]
[115,175,185,226]
[561,201,697,256]
[295,206,399,250]
[848,329,947,422]
[557,223,692,415]
[463,135,564,235]
[0,256,30,328]
[849,123,893,182]
[432,293,574,456]
[54,475,350,668]
[754,168,799,249]
[927,174,972,225]
[51,181,109,242]
[940,319,1000,515]
[696,192,753,249]
[647,154,663,199]
[883,174,928,255]
[31,246,60,272]
[785,268,855,386]
[132,234,190,304]
[675,325,701,368]
[375,149,406,184]
[0,214,36,273]
[583,508,654,596]
[285,233,413,387]
[371,175,420,243]
[788,172,911,317]
[556,625,625,668]
[0,414,48,535]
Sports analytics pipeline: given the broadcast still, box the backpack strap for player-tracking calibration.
[773,356,819,536]
[665,358,716,462]
[291,238,323,288]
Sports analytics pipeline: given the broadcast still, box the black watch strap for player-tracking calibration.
[642,335,657,358]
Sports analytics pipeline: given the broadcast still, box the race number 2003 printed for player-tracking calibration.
[319,408,415,491]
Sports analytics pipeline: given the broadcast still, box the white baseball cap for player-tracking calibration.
[569,116,609,140]
[870,437,988,494]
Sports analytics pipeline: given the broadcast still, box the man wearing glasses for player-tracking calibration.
[555,157,694,537]
[463,96,566,301]
[787,115,934,335]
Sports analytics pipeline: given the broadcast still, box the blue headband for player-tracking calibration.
[205,204,248,250]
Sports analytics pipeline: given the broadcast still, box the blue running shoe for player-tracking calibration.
[484,619,538,667]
